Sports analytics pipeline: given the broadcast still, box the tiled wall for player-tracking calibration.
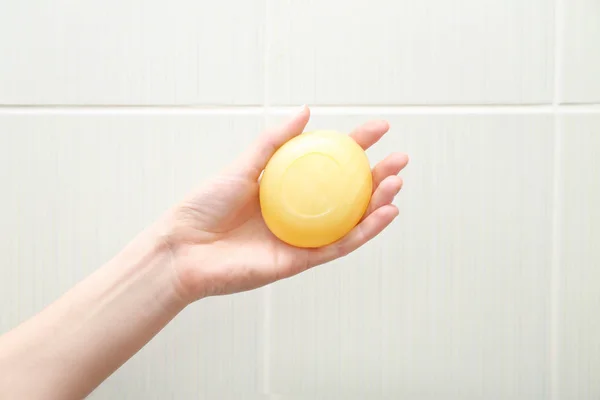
[0,0,598,399]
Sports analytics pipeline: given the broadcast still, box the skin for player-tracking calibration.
[0,106,408,399]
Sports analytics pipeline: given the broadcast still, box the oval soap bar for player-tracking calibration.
[259,130,372,248]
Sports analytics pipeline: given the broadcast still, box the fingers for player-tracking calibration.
[364,175,403,218]
[361,152,408,219]
[310,204,399,265]
[236,112,394,181]
[236,105,310,180]
[306,160,407,265]
[349,120,389,150]
[371,152,409,192]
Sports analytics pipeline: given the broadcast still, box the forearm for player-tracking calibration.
[0,228,188,399]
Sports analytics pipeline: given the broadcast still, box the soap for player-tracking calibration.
[259,130,372,248]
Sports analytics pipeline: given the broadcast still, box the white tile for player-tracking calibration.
[267,114,553,399]
[561,0,600,103]
[0,1,264,105]
[267,0,553,106]
[559,116,600,400]
[0,113,264,398]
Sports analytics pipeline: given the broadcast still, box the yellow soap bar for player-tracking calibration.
[259,130,372,248]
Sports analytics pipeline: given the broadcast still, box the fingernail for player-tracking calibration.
[295,104,307,115]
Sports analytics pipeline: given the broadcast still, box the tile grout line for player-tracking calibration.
[261,0,272,395]
[1,104,600,115]
[550,117,563,400]
[550,0,564,397]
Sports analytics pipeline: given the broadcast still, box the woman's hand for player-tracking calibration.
[0,105,407,399]
[165,106,409,301]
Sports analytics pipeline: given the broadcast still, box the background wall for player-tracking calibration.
[0,0,598,399]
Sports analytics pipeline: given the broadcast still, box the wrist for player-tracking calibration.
[158,209,216,302]
[108,224,192,310]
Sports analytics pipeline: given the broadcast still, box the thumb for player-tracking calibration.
[235,105,310,180]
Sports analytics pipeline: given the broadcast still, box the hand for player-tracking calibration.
[164,106,409,301]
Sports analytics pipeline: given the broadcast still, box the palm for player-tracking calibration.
[172,172,314,297]
[169,107,408,300]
